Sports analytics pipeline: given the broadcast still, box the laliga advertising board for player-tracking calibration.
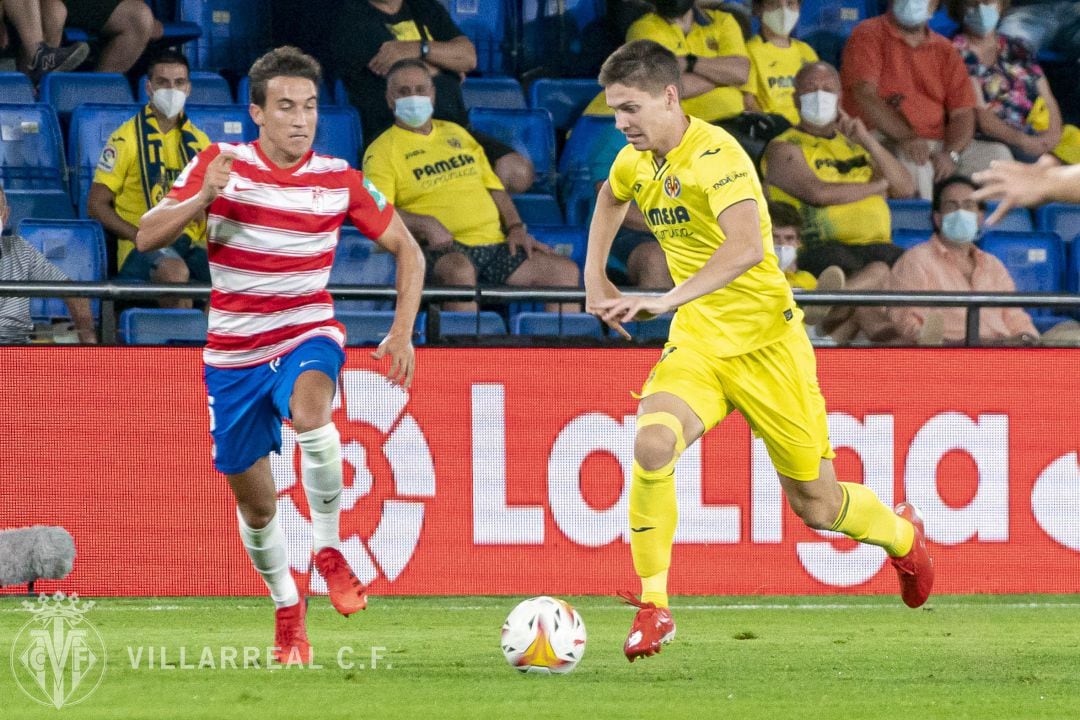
[0,347,1078,597]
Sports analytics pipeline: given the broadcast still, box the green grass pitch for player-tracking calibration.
[2,595,1079,719]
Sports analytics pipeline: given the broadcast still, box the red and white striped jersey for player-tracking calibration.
[168,141,394,368]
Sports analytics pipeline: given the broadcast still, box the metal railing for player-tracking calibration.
[1,281,1078,346]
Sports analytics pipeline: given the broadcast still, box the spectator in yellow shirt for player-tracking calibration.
[743,0,819,126]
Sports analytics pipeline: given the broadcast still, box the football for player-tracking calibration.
[500,596,587,674]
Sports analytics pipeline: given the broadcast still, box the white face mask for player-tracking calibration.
[893,0,931,28]
[776,244,798,271]
[762,7,800,37]
[799,90,839,127]
[941,209,980,243]
[151,87,187,119]
[394,95,434,129]
[964,3,1000,35]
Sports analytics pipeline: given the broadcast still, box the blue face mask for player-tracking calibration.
[964,3,1000,35]
[394,95,434,129]
[941,209,980,243]
[893,0,931,27]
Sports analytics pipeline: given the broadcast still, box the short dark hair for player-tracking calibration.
[598,40,681,96]
[945,0,1011,24]
[932,175,985,212]
[386,58,432,84]
[146,48,190,78]
[768,200,802,231]
[247,46,322,106]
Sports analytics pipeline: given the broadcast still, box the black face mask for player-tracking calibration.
[653,0,696,19]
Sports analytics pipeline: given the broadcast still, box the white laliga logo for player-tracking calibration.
[271,369,436,586]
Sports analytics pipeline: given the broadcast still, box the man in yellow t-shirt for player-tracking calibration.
[586,40,933,662]
[88,49,210,308]
[362,59,579,312]
[742,0,818,125]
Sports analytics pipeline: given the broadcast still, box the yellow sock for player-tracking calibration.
[629,460,678,608]
[830,482,914,557]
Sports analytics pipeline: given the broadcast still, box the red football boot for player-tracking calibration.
[618,590,676,662]
[273,595,312,666]
[313,547,368,616]
[891,502,935,608]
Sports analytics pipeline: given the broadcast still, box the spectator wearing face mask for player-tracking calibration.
[768,200,816,290]
[87,49,210,307]
[889,175,1039,345]
[743,0,819,126]
[841,0,1012,199]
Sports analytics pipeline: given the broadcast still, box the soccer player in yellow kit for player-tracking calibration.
[585,40,935,663]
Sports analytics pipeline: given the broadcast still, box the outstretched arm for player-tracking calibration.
[584,181,633,338]
[137,152,233,251]
[973,156,1080,224]
[369,211,425,388]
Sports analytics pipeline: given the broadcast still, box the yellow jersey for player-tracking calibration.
[744,35,818,125]
[93,107,210,268]
[763,126,891,246]
[608,116,798,357]
[362,121,505,247]
[786,268,817,290]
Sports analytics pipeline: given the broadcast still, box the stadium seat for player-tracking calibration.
[39,73,134,122]
[511,311,603,337]
[1069,236,1080,294]
[335,309,400,346]
[430,310,507,337]
[888,198,933,232]
[67,103,142,217]
[1035,203,1080,240]
[4,189,75,228]
[799,0,874,65]
[513,193,563,226]
[0,73,36,104]
[179,0,272,73]
[183,103,256,144]
[17,218,106,321]
[624,313,674,342]
[0,103,66,191]
[979,230,1071,327]
[329,228,396,312]
[447,0,511,75]
[468,107,557,194]
[530,224,586,268]
[892,228,932,250]
[461,77,527,110]
[119,308,208,345]
[313,105,363,167]
[528,78,602,135]
[237,76,338,106]
[985,202,1034,232]
[557,114,620,225]
[519,0,615,78]
[137,71,233,105]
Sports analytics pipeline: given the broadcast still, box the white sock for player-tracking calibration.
[297,422,343,552]
[236,509,298,608]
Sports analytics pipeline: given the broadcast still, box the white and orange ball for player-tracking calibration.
[500,596,587,675]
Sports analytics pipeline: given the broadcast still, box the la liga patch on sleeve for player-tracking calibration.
[97,144,118,173]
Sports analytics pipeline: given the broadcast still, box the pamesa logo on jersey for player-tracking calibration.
[663,175,682,198]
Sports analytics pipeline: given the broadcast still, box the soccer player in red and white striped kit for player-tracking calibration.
[138,46,425,664]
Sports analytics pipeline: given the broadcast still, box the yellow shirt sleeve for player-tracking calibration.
[709,11,748,59]
[797,39,819,64]
[361,136,398,205]
[626,14,672,47]
[698,142,758,219]
[92,130,135,195]
[607,145,637,203]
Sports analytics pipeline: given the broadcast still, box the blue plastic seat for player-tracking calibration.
[329,228,396,312]
[432,310,507,337]
[313,105,363,167]
[183,103,256,144]
[979,230,1070,326]
[179,0,271,73]
[512,311,602,337]
[39,73,134,122]
[624,313,674,342]
[461,77,527,110]
[892,228,932,251]
[1069,237,1080,294]
[137,71,233,105]
[985,202,1034,232]
[512,193,563,226]
[888,198,933,233]
[519,0,613,78]
[530,224,586,268]
[237,76,338,106]
[0,104,66,191]
[557,114,621,225]
[448,0,511,75]
[528,78,602,135]
[4,189,75,228]
[1035,203,1080,240]
[17,219,106,321]
[0,73,36,104]
[800,0,875,65]
[66,103,142,217]
[120,308,208,345]
[335,309,399,346]
[468,107,557,194]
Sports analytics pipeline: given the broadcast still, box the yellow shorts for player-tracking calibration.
[639,328,835,481]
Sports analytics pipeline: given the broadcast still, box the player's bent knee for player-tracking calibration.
[786,493,834,530]
[634,411,687,473]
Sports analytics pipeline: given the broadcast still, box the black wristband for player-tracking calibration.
[685,53,697,74]
[419,40,431,59]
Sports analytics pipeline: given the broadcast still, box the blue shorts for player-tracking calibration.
[203,337,345,475]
